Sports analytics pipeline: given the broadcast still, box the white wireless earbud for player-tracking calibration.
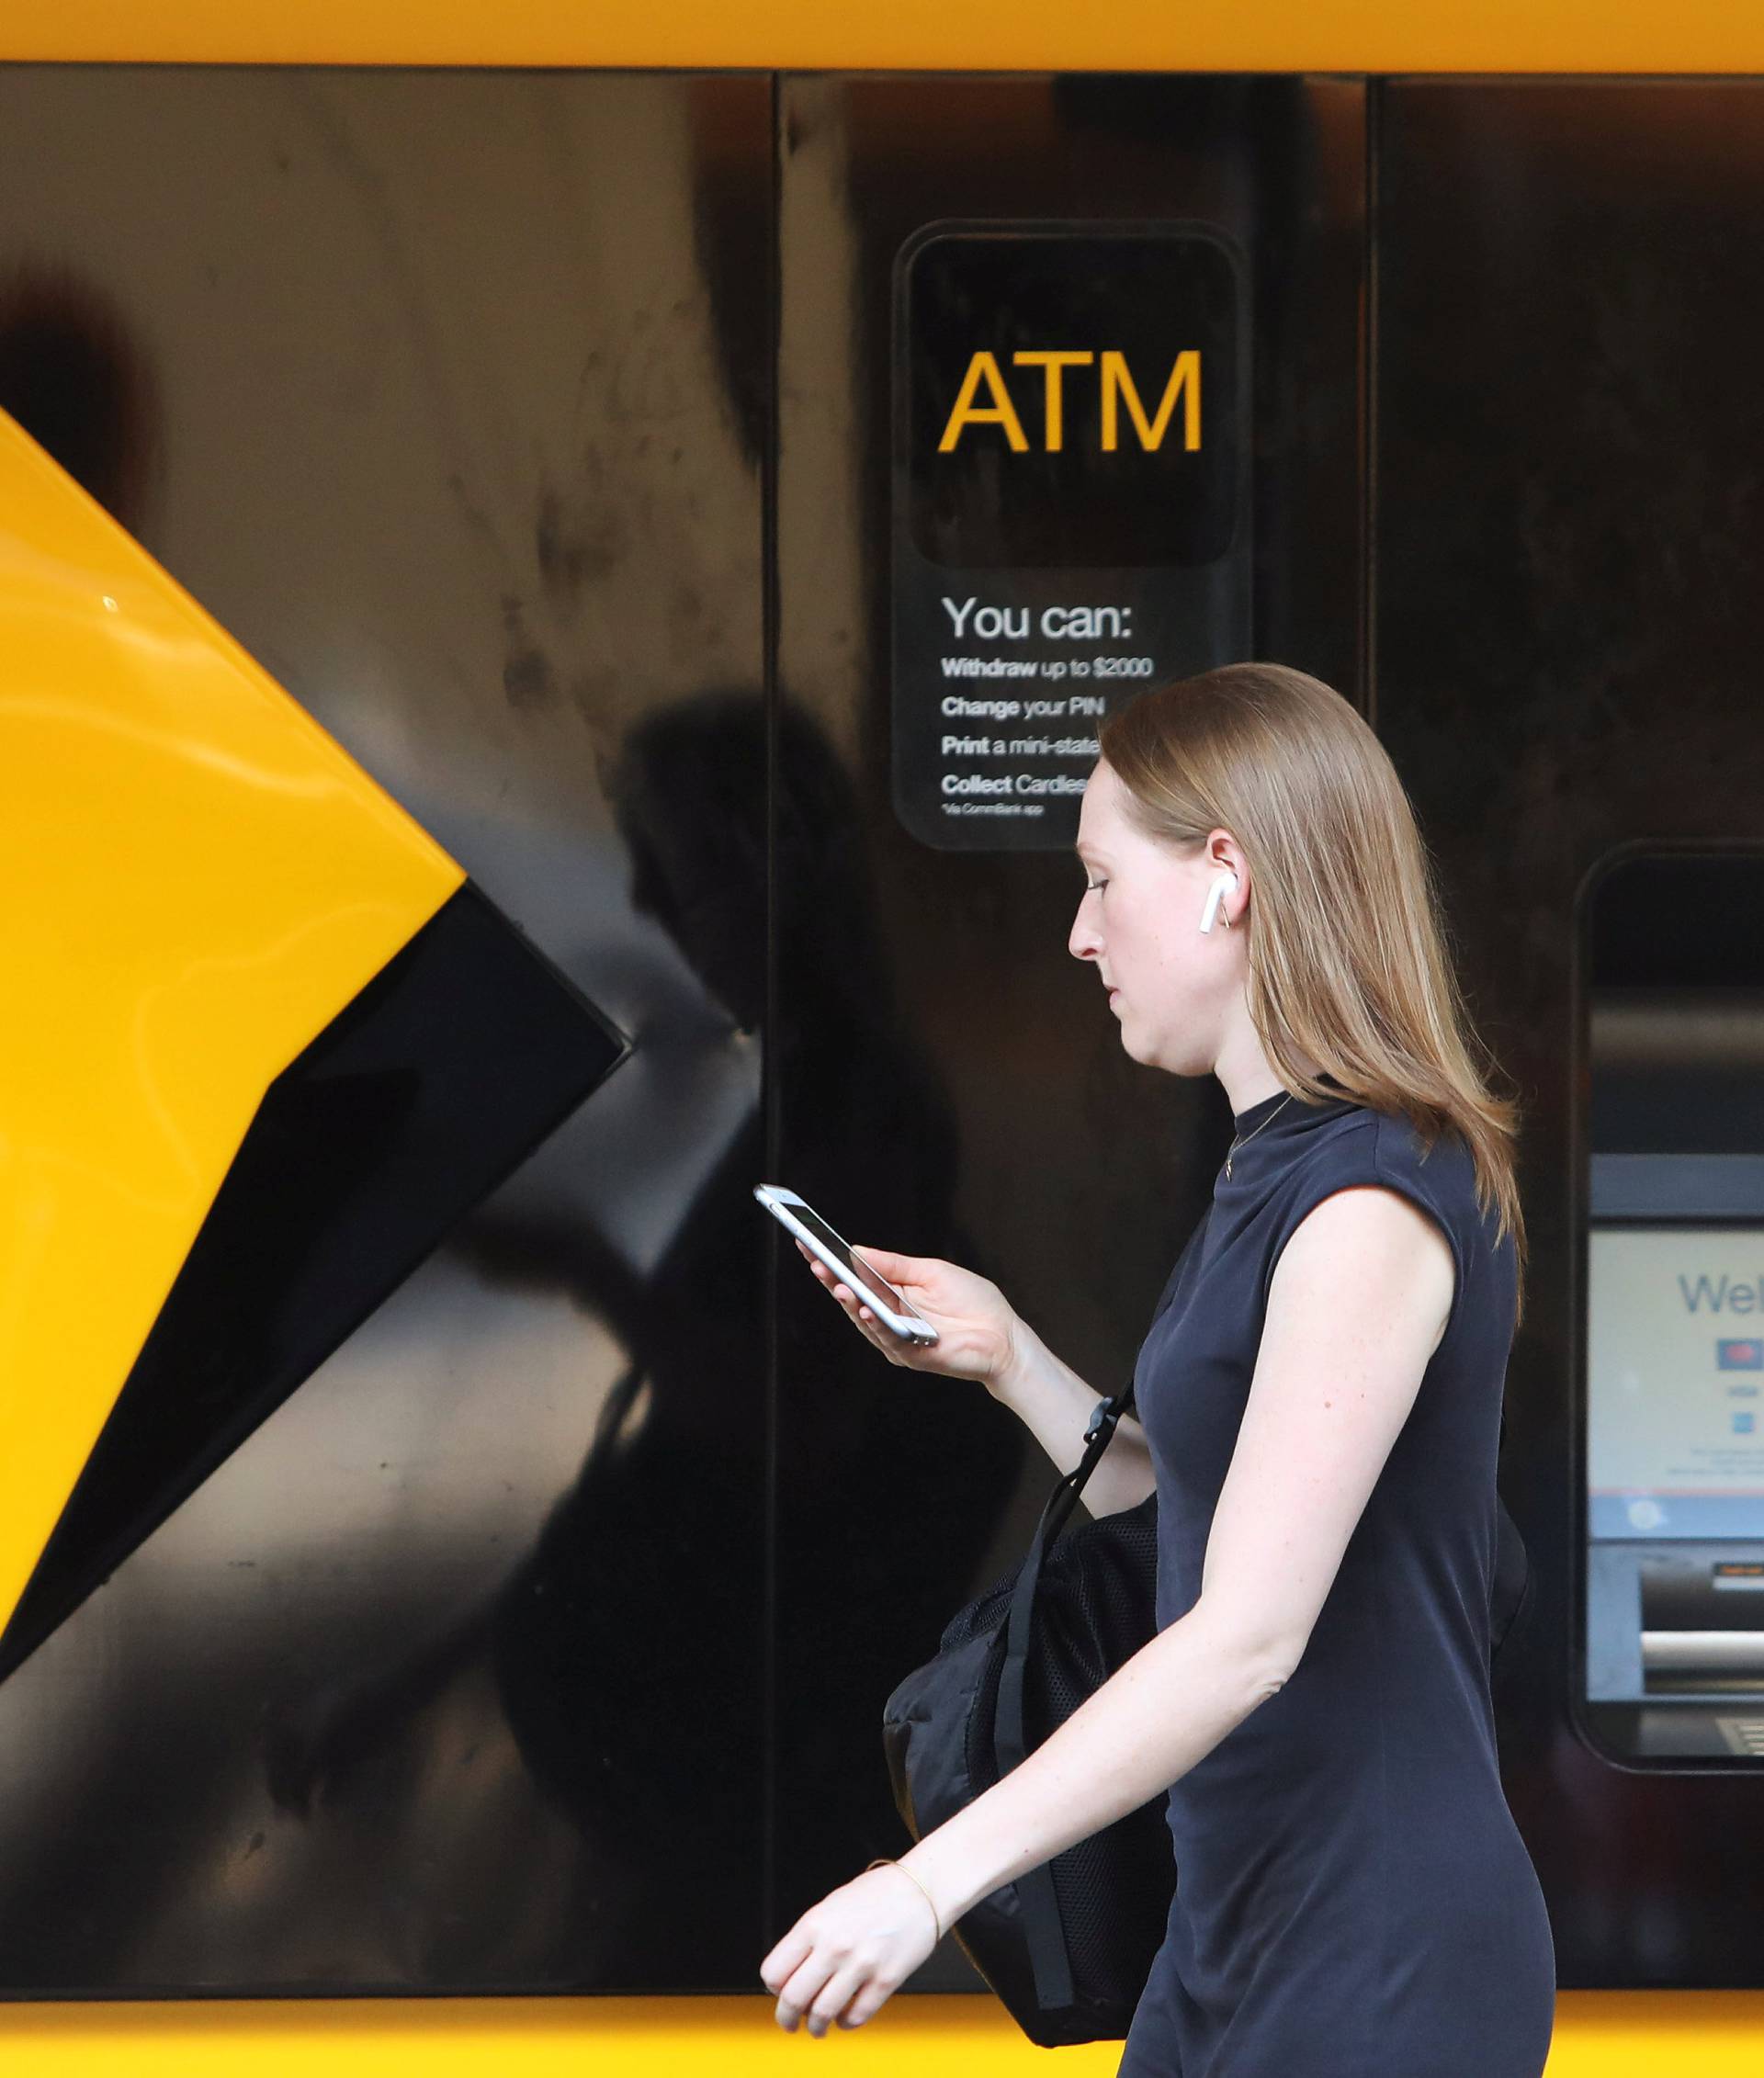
[1199,870,1239,934]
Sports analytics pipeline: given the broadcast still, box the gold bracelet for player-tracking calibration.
[865,1857,943,1943]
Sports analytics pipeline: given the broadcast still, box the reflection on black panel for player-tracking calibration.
[0,65,774,1996]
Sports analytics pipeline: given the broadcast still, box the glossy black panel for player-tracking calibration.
[774,74,1366,1986]
[1380,80,1764,1984]
[0,66,769,1993]
[1,884,626,1688]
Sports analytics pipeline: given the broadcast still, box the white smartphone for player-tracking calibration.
[752,1184,940,1346]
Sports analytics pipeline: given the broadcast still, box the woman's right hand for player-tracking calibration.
[793,1239,1022,1396]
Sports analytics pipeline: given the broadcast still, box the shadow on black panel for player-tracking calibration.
[0,260,159,530]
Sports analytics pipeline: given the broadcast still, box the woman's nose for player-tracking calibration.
[1069,903,1101,961]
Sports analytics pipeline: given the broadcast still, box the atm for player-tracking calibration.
[1582,850,1764,1763]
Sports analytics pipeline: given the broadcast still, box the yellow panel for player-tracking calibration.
[8,0,1764,72]
[0,408,462,1642]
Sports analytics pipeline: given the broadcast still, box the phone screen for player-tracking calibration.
[786,1203,907,1312]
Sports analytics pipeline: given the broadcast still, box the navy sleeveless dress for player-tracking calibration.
[1116,1081,1555,2078]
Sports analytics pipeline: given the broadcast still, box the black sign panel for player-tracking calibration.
[892,221,1252,850]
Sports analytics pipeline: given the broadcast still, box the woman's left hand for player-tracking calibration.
[760,1860,942,2034]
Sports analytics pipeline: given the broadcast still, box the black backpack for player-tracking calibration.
[880,1385,1534,2048]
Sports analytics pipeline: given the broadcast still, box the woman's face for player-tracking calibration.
[1068,757,1245,1076]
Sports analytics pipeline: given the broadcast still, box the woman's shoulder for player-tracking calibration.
[1312,1102,1471,1206]
[1367,1104,1474,1180]
[1284,1099,1476,1225]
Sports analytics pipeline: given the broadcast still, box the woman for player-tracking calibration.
[759,663,1556,2075]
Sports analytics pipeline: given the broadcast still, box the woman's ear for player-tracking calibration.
[1205,830,1248,895]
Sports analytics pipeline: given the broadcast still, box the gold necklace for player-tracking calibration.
[1226,1092,1294,1179]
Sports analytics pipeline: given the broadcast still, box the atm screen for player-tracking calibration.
[1589,1225,1764,1539]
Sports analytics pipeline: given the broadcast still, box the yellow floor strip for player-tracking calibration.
[0,1992,1758,2072]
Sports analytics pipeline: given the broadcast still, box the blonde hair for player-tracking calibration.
[1099,662,1528,1328]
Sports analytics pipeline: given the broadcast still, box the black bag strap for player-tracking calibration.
[991,1382,1136,2016]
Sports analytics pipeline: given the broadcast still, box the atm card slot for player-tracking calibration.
[1642,1630,1764,1688]
[1640,1564,1764,1692]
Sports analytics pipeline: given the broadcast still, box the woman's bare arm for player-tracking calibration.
[989,1316,1158,1518]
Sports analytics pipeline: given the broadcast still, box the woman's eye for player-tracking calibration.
[1085,879,1107,895]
